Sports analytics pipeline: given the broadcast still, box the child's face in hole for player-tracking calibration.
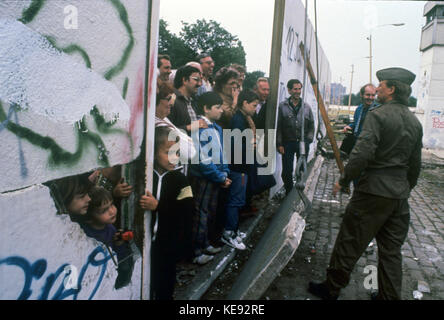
[155,140,178,174]
[93,199,117,225]
[68,193,91,215]
[205,104,223,122]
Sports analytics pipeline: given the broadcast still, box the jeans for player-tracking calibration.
[225,171,248,231]
[281,141,310,194]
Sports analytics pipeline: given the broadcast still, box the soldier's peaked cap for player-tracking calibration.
[376,67,416,86]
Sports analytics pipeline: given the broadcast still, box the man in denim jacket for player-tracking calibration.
[343,83,378,138]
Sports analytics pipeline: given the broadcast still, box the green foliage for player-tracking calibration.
[158,19,195,68]
[243,71,266,90]
[159,19,246,71]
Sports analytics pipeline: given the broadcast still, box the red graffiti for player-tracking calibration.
[146,51,156,112]
[129,66,145,136]
[432,117,444,129]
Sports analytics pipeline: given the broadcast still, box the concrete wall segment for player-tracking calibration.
[0,0,158,300]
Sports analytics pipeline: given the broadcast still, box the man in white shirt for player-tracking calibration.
[196,53,215,96]
[253,77,270,130]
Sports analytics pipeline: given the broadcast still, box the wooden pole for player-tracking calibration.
[369,33,372,84]
[348,64,354,118]
[141,0,160,300]
[299,43,344,174]
[265,0,285,171]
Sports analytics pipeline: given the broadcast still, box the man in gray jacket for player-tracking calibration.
[277,79,314,195]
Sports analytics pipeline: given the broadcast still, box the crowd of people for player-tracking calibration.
[47,52,282,300]
[151,53,275,299]
[45,51,336,299]
[46,48,422,301]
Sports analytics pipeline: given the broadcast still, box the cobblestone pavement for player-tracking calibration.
[263,159,444,300]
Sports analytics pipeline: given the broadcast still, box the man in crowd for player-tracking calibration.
[168,65,208,135]
[197,53,215,96]
[158,54,172,82]
[341,84,378,155]
[186,61,204,95]
[308,67,423,300]
[253,77,270,130]
[343,84,377,136]
[277,79,314,195]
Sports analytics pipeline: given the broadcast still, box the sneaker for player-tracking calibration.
[236,230,247,241]
[205,245,222,255]
[222,231,246,250]
[193,254,214,265]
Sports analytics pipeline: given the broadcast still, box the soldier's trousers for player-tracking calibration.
[326,191,410,300]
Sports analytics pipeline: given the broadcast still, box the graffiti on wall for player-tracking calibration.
[269,0,331,197]
[0,0,148,192]
[0,0,153,300]
[431,110,444,129]
[0,246,112,300]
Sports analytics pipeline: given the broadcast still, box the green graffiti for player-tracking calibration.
[0,102,110,168]
[104,0,134,80]
[4,0,138,169]
[18,0,46,24]
[122,78,129,99]
[46,36,92,69]
[0,103,7,121]
[90,106,134,156]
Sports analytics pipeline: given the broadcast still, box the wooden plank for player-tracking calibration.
[141,0,160,300]
[266,0,286,134]
[299,42,344,174]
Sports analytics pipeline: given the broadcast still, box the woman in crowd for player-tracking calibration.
[213,66,241,129]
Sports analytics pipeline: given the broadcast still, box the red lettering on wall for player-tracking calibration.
[432,117,444,129]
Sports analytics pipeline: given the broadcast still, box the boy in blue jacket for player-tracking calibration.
[189,92,231,264]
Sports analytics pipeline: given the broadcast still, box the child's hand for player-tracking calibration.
[113,177,133,198]
[139,191,158,211]
[221,178,232,188]
[88,170,100,183]
[113,230,125,246]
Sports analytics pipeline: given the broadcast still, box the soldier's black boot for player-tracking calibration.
[308,281,338,300]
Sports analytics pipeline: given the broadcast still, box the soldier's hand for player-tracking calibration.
[332,182,341,197]
[333,182,350,197]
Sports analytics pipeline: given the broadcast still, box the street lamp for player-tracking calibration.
[367,23,405,83]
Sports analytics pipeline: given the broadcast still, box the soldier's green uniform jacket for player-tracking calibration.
[339,100,423,199]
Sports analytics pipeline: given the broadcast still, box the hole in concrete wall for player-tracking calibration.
[44,169,136,290]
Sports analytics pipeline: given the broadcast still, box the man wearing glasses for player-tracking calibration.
[168,65,208,135]
[196,53,215,96]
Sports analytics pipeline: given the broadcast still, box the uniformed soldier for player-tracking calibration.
[308,67,423,300]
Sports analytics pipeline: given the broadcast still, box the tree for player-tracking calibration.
[158,19,195,68]
[243,71,266,90]
[158,19,246,71]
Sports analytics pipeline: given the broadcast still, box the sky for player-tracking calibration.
[159,0,427,97]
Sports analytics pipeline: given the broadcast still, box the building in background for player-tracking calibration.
[330,82,346,106]
[417,1,444,161]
